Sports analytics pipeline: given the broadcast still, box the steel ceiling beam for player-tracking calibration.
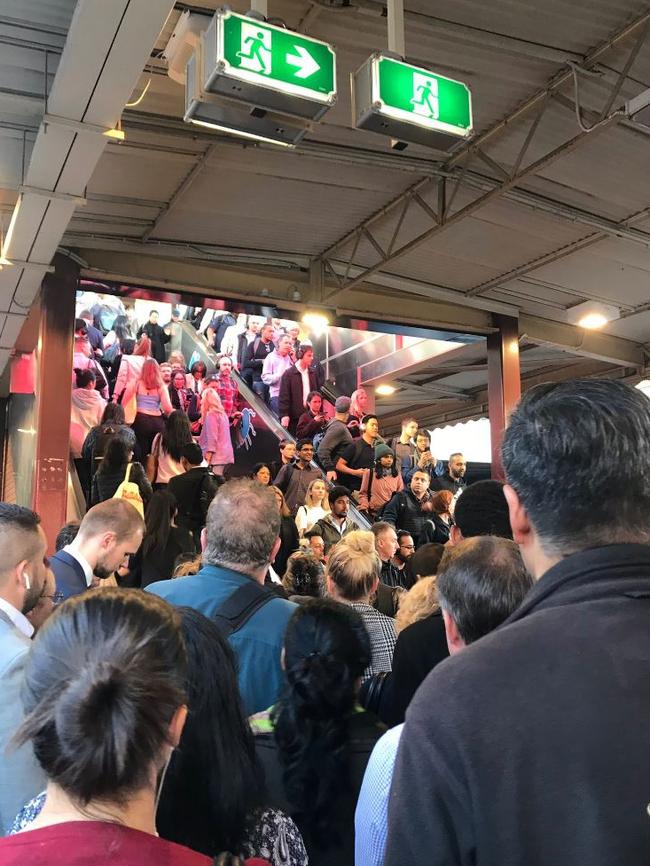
[316,9,650,294]
[520,314,645,368]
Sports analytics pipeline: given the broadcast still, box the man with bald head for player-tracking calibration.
[0,504,49,834]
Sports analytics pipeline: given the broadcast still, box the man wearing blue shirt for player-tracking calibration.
[147,478,296,715]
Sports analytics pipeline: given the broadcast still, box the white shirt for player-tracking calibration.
[63,544,94,587]
[299,364,311,405]
[0,597,34,638]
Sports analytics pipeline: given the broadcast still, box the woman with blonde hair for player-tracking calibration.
[395,575,439,634]
[114,334,152,423]
[326,530,397,680]
[347,388,369,438]
[123,358,173,459]
[295,478,329,538]
[198,387,234,475]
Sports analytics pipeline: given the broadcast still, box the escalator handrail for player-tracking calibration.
[178,322,371,530]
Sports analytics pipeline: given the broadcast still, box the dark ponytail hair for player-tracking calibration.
[15,589,187,807]
[271,599,371,847]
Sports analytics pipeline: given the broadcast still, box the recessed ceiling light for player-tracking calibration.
[577,313,609,329]
[376,384,396,396]
[566,301,619,330]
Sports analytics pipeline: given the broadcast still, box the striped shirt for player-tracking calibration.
[349,602,397,681]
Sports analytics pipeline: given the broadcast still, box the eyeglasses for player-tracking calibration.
[41,591,65,606]
[400,543,415,550]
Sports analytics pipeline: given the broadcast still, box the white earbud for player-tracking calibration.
[23,572,31,591]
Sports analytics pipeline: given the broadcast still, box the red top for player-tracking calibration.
[0,822,270,866]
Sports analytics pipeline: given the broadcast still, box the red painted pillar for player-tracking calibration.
[33,254,78,550]
[487,315,521,481]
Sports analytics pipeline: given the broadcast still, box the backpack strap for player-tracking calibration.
[124,462,132,483]
[212,579,274,638]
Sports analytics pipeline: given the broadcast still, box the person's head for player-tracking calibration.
[251,462,272,485]
[410,469,431,499]
[401,417,418,440]
[296,345,314,369]
[79,309,93,326]
[74,318,88,339]
[448,452,466,479]
[350,388,369,417]
[98,436,132,476]
[171,370,187,391]
[169,351,186,371]
[204,479,281,580]
[260,322,274,343]
[329,485,351,520]
[296,438,315,465]
[100,402,126,426]
[279,439,296,462]
[277,334,292,356]
[272,599,371,845]
[149,309,159,324]
[406,542,445,585]
[159,362,172,384]
[157,607,262,855]
[431,489,454,516]
[436,536,533,653]
[26,567,59,633]
[415,431,431,453]
[371,521,398,562]
[55,521,80,552]
[309,535,325,561]
[283,551,324,598]
[161,410,192,462]
[334,395,351,420]
[361,414,379,441]
[502,379,650,579]
[218,355,233,376]
[133,334,151,357]
[121,338,135,356]
[16,589,187,809]
[140,358,163,390]
[200,387,225,424]
[142,490,177,558]
[374,443,396,475]
[0,504,47,616]
[451,480,512,545]
[112,315,131,343]
[271,485,291,519]
[395,530,415,563]
[190,360,207,380]
[306,390,322,414]
[395,575,439,634]
[287,323,301,341]
[326,530,380,602]
[180,442,203,471]
[74,499,145,578]
[305,478,328,509]
[74,369,96,390]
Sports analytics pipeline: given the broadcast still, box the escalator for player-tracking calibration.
[178,322,371,529]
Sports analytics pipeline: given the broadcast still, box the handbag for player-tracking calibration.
[145,435,161,483]
[113,463,144,517]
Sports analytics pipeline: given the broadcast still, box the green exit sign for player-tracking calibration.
[354,53,473,150]
[203,10,337,121]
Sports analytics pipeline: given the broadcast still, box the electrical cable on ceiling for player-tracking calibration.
[567,60,625,133]
[126,77,151,108]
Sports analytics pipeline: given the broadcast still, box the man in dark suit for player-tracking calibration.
[278,344,319,436]
[168,443,220,544]
[137,309,170,363]
[0,503,49,833]
[50,498,144,600]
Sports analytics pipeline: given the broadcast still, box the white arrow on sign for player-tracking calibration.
[286,44,320,79]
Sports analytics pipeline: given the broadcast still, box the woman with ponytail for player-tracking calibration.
[251,599,385,866]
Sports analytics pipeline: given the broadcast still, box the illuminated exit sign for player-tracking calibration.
[203,9,337,120]
[354,53,473,150]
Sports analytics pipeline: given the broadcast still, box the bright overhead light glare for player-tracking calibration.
[566,301,620,330]
[302,312,329,335]
[376,384,396,396]
[636,380,650,398]
[1,194,22,261]
[102,127,125,141]
[188,117,296,148]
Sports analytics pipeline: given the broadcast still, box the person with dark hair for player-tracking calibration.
[169,370,200,421]
[402,430,439,484]
[304,486,360,554]
[391,531,414,577]
[430,451,467,496]
[81,401,137,474]
[421,489,454,545]
[251,463,272,485]
[137,309,170,363]
[295,390,327,440]
[54,522,79,552]
[278,346,319,435]
[358,537,532,866]
[70,368,106,460]
[385,379,650,866]
[150,411,193,487]
[242,322,275,401]
[382,469,433,547]
[147,479,296,714]
[168,443,219,545]
[157,608,307,865]
[90,436,152,508]
[358,444,404,520]
[0,504,48,833]
[282,551,324,603]
[389,417,418,478]
[316,396,353,482]
[78,308,104,355]
[273,439,321,515]
[252,599,385,866]
[450,479,512,542]
[269,439,296,481]
[335,415,379,493]
[187,360,207,396]
[0,589,212,864]
[269,487,300,579]
[138,491,195,588]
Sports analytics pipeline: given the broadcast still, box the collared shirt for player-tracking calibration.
[261,351,294,397]
[355,723,404,866]
[63,545,94,587]
[216,374,239,418]
[299,364,311,405]
[349,601,397,681]
[0,597,34,638]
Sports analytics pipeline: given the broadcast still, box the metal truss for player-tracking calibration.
[316,8,650,299]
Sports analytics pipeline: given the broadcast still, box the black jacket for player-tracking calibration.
[91,462,152,507]
[167,467,219,534]
[168,385,200,421]
[278,364,319,428]
[242,336,275,381]
[430,473,466,495]
[382,489,432,546]
[385,544,650,866]
[420,513,452,545]
[137,321,170,363]
[296,410,326,440]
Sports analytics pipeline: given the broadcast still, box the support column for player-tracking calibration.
[33,254,78,549]
[487,315,521,481]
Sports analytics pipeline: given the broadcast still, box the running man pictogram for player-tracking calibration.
[237,29,271,75]
[411,75,439,119]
